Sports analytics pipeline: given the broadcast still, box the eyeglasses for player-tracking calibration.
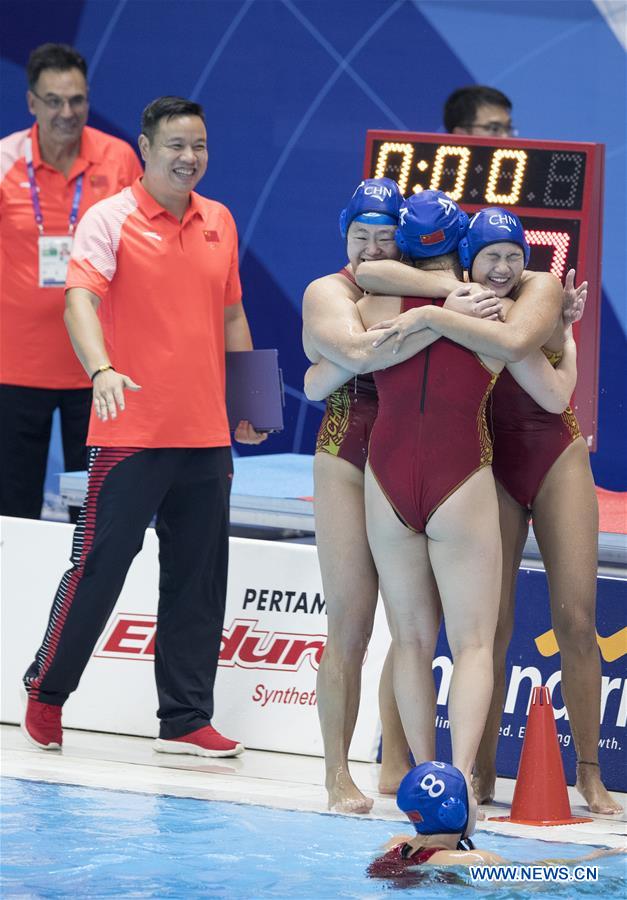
[30,89,89,112]
[464,121,518,138]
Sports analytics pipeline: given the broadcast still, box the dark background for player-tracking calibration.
[2,0,625,488]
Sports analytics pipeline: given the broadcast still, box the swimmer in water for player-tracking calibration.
[368,761,498,875]
[368,761,623,881]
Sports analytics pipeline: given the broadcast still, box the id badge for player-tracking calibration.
[38,235,73,288]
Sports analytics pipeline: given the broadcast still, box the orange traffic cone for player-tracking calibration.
[491,685,592,825]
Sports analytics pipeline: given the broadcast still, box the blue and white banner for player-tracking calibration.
[2,518,624,790]
[434,568,625,791]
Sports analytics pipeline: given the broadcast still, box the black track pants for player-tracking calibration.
[24,445,233,738]
[0,384,91,521]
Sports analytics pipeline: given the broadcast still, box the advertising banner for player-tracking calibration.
[0,518,386,762]
[1,518,624,789]
[432,568,625,791]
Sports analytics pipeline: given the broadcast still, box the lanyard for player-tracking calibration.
[25,137,84,236]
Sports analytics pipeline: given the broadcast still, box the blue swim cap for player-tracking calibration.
[397,762,469,836]
[458,207,530,271]
[339,178,404,239]
[394,190,468,259]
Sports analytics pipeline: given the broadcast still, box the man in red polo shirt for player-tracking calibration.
[0,43,142,520]
[22,96,266,757]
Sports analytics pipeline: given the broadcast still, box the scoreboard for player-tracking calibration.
[364,131,605,448]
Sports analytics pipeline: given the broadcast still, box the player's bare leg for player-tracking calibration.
[378,645,411,794]
[426,467,501,824]
[473,482,528,804]
[533,439,622,815]
[364,465,440,772]
[314,454,377,813]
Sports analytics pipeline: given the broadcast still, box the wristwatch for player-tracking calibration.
[90,364,115,381]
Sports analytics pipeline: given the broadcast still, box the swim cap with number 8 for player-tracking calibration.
[396,761,469,835]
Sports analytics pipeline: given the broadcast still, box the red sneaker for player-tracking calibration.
[154,724,244,758]
[22,697,63,750]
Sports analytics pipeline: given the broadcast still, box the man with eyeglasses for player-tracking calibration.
[443,85,516,138]
[0,43,141,521]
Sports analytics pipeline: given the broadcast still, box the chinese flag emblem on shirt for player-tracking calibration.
[203,230,220,242]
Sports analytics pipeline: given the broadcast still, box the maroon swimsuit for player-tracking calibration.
[367,843,442,878]
[491,358,581,509]
[315,267,378,473]
[368,296,498,531]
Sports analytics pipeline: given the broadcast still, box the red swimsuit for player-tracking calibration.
[368,297,498,532]
[367,843,442,878]
[315,267,378,473]
[491,357,581,509]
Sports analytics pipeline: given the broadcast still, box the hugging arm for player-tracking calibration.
[302,273,381,372]
[302,272,365,399]
[304,287,502,401]
[355,259,462,297]
[372,271,563,362]
[304,357,355,402]
[302,273,439,400]
[507,328,577,413]
[304,324,440,401]
[505,270,585,412]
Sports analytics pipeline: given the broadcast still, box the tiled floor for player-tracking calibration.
[1,724,624,848]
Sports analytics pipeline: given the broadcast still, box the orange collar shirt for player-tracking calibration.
[66,178,242,449]
[0,123,142,388]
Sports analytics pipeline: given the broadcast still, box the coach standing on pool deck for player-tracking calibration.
[0,43,142,521]
[22,96,266,757]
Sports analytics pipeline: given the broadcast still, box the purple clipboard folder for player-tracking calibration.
[225,349,285,433]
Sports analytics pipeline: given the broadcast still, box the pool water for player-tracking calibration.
[1,778,623,898]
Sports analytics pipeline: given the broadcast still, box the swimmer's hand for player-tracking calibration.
[368,307,431,353]
[542,847,626,864]
[382,834,413,850]
[562,268,587,326]
[444,286,501,320]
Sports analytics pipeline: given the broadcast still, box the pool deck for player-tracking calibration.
[1,723,624,849]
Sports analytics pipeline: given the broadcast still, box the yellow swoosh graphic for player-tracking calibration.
[535,628,627,663]
[535,629,560,657]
